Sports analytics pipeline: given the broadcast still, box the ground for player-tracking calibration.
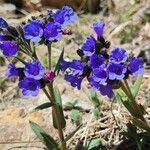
[0,0,150,149]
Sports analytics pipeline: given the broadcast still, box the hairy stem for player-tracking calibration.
[121,80,147,123]
[47,43,51,70]
[46,44,66,150]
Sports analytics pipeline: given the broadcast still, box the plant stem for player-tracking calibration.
[121,80,146,122]
[47,43,51,70]
[32,43,38,59]
[46,44,66,150]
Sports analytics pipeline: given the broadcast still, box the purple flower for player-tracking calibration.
[88,77,113,98]
[23,21,43,43]
[70,60,84,76]
[108,63,127,80]
[44,71,56,81]
[92,22,105,36]
[81,36,96,56]
[5,64,19,77]
[44,22,62,41]
[89,54,105,69]
[54,6,78,26]
[0,17,8,28]
[128,57,144,76]
[24,60,45,80]
[0,41,18,57]
[110,48,128,63]
[0,34,6,41]
[92,67,107,84]
[65,74,82,90]
[99,83,113,98]
[60,59,71,72]
[18,78,40,96]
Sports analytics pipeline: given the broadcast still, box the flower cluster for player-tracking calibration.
[0,6,77,96]
[61,22,144,98]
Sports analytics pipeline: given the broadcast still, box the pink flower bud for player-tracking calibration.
[62,29,72,35]
[44,71,56,81]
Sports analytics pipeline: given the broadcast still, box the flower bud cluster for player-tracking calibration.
[61,22,144,98]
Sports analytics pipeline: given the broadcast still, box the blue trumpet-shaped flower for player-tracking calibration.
[81,36,96,56]
[64,74,82,90]
[110,48,128,63]
[18,78,40,96]
[108,63,127,80]
[44,22,62,41]
[128,57,144,76]
[70,60,84,76]
[91,67,108,84]
[89,54,105,69]
[0,41,18,57]
[92,22,105,36]
[23,20,43,43]
[24,60,45,80]
[54,6,78,26]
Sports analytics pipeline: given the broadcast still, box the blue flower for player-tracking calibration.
[99,83,113,98]
[0,41,18,57]
[5,64,19,77]
[128,57,144,76]
[92,22,105,36]
[108,63,127,80]
[0,34,6,41]
[88,77,113,98]
[18,78,40,96]
[0,17,8,28]
[23,20,43,43]
[70,60,84,76]
[110,48,128,63]
[91,67,107,84]
[89,54,105,69]
[81,36,96,56]
[44,22,62,41]
[24,60,45,80]
[54,6,78,26]
[65,74,82,90]
[60,59,71,72]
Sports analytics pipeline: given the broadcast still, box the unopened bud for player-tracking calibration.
[63,29,72,35]
[44,71,56,81]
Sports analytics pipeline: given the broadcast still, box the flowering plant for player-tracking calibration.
[0,6,78,150]
[61,21,150,133]
[0,5,150,150]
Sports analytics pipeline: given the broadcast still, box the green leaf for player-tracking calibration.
[85,138,103,150]
[65,124,82,142]
[34,102,54,110]
[131,76,143,98]
[30,121,59,150]
[92,107,101,120]
[70,110,82,126]
[90,91,101,107]
[54,49,64,75]
[117,93,139,118]
[52,87,66,129]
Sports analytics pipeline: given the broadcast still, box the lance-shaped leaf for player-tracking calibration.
[54,49,64,75]
[52,87,66,129]
[34,102,55,111]
[131,75,143,98]
[30,121,59,150]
